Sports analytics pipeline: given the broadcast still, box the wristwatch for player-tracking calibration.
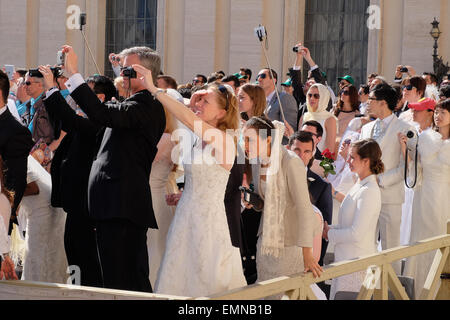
[153,89,166,100]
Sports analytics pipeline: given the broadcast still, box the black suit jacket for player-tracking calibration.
[43,91,104,216]
[0,108,34,216]
[307,169,332,225]
[71,83,166,228]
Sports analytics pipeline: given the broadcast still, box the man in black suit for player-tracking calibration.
[287,131,332,266]
[39,68,116,287]
[0,71,34,227]
[62,45,166,292]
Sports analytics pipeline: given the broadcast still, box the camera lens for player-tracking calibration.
[293,46,299,53]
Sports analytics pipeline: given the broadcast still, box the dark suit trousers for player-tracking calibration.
[95,218,152,293]
[64,211,103,287]
[319,239,329,266]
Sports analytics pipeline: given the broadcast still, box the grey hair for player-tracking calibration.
[120,46,161,85]
[25,72,44,84]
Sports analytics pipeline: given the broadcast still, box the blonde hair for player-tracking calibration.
[208,83,240,131]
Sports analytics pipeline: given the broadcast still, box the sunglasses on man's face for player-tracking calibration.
[25,81,36,86]
[257,73,267,80]
[192,79,201,84]
[403,84,414,91]
[308,93,320,99]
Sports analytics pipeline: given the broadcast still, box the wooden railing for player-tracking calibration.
[206,220,450,300]
[1,221,449,300]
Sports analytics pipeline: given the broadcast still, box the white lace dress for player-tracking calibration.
[155,142,246,297]
[404,129,450,299]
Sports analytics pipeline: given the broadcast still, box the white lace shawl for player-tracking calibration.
[260,121,287,258]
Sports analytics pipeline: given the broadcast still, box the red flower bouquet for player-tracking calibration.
[320,148,336,177]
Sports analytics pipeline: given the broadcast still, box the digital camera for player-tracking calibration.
[122,66,137,79]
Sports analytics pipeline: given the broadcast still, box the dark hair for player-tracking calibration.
[196,74,207,84]
[207,73,221,84]
[302,120,324,138]
[289,130,314,148]
[0,155,14,205]
[221,75,240,89]
[16,68,28,78]
[244,115,275,140]
[360,84,370,95]
[335,85,360,117]
[352,139,385,175]
[157,75,178,89]
[0,70,10,104]
[407,76,427,98]
[439,85,450,99]
[177,87,192,99]
[216,70,225,77]
[435,99,450,138]
[368,73,378,79]
[423,72,438,85]
[85,75,117,102]
[371,83,398,111]
[391,83,403,103]
[240,68,252,81]
[263,68,278,83]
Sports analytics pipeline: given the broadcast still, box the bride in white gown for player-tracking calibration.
[134,64,246,297]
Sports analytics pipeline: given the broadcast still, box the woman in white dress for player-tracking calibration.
[400,99,450,299]
[323,139,384,300]
[135,64,246,297]
[299,83,338,156]
[20,155,67,283]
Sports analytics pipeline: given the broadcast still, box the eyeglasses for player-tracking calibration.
[218,85,229,110]
[25,81,36,86]
[341,90,350,96]
[308,93,320,99]
[192,79,201,84]
[257,73,267,80]
[403,84,414,91]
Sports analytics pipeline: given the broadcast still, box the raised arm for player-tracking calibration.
[133,64,235,170]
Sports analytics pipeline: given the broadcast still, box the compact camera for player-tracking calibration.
[400,66,409,73]
[50,66,63,78]
[122,66,137,78]
[239,186,263,209]
[28,69,43,78]
[57,50,65,66]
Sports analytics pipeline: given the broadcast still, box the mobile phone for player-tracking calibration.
[57,51,65,66]
[5,65,14,80]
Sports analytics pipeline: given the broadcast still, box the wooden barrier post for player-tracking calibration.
[435,220,450,300]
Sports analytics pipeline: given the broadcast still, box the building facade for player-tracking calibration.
[0,0,449,89]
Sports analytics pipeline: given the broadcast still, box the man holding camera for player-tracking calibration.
[62,45,166,292]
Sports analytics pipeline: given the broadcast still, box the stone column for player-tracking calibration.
[439,0,450,65]
[380,0,404,82]
[26,0,40,68]
[261,0,285,88]
[164,0,185,82]
[214,0,231,74]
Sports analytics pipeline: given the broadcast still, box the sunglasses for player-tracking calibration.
[368,96,382,101]
[25,81,36,86]
[403,84,414,91]
[218,85,229,110]
[308,93,320,99]
[341,90,350,96]
[257,73,267,80]
[192,79,201,84]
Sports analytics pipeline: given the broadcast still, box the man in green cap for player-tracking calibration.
[281,78,293,95]
[337,75,355,91]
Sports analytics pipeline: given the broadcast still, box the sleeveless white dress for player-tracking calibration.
[155,142,246,297]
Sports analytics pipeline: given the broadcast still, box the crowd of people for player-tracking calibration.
[0,41,449,300]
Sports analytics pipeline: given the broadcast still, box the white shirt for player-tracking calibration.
[0,105,6,116]
[266,90,276,105]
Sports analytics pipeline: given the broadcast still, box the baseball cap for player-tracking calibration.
[233,72,248,80]
[408,97,436,111]
[338,75,355,85]
[281,78,292,87]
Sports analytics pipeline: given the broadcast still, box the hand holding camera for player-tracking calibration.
[109,53,121,67]
[239,186,263,210]
[37,65,55,90]
[60,45,78,77]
